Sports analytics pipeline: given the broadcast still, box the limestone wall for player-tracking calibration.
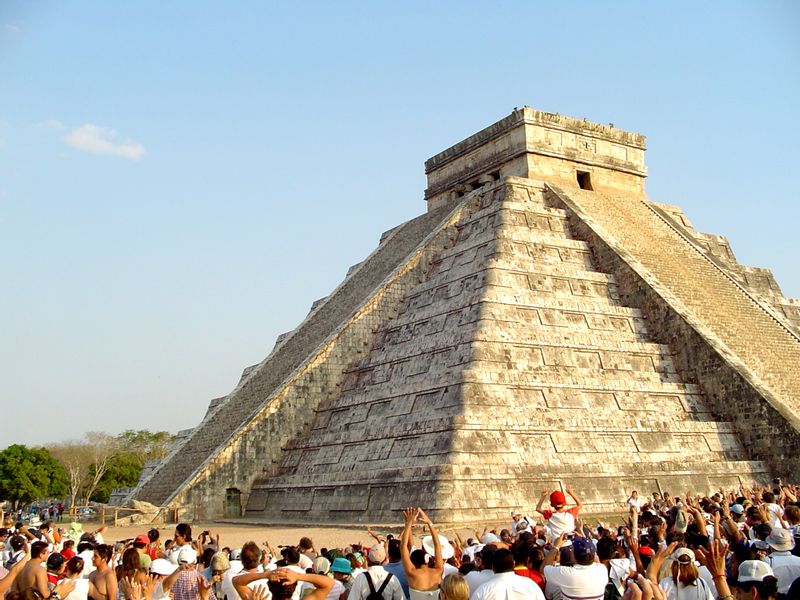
[547,184,800,480]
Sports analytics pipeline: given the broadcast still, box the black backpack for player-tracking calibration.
[364,572,394,600]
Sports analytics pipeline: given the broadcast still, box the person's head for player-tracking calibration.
[653,492,661,499]
[762,492,775,504]
[441,573,469,600]
[241,541,261,570]
[298,537,314,551]
[202,547,216,568]
[330,557,352,580]
[66,556,84,577]
[31,541,48,559]
[734,560,778,600]
[550,491,566,509]
[596,537,619,562]
[571,537,596,566]
[410,548,427,568]
[164,539,174,551]
[527,547,545,571]
[631,490,638,498]
[77,538,95,554]
[784,505,800,525]
[93,544,113,568]
[268,577,297,600]
[148,529,160,543]
[62,539,75,551]
[511,511,522,523]
[477,545,496,571]
[174,523,192,544]
[367,543,386,566]
[671,548,699,586]
[120,548,140,576]
[46,552,66,575]
[512,544,529,567]
[387,538,401,562]
[499,529,513,544]
[210,553,230,580]
[281,546,300,565]
[133,534,149,550]
[492,548,514,574]
[765,528,794,553]
[9,535,25,552]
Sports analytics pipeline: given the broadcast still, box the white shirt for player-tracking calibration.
[658,577,713,600]
[465,570,496,596]
[348,565,404,600]
[764,551,800,594]
[63,577,90,600]
[543,563,608,600]
[471,571,545,600]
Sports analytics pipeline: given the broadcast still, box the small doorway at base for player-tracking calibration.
[224,488,242,518]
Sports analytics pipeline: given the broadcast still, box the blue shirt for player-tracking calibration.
[383,561,410,600]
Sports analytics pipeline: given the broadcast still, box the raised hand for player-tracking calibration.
[402,507,418,525]
[198,576,213,600]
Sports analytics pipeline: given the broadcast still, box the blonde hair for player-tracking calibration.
[441,574,469,600]
[671,554,699,586]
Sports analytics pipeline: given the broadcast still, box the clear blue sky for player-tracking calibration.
[1,1,798,446]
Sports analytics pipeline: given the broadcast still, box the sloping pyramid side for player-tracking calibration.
[546,182,800,480]
[129,200,465,516]
[247,178,771,525]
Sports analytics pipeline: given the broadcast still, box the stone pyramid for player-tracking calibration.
[129,109,800,524]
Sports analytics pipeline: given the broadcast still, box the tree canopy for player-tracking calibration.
[0,445,67,509]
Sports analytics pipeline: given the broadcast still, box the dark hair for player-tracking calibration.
[762,492,776,504]
[281,547,300,565]
[202,547,215,568]
[512,544,529,567]
[597,537,618,561]
[459,562,476,575]
[9,535,25,552]
[66,556,84,575]
[410,549,427,568]
[95,544,113,562]
[62,540,74,550]
[117,548,141,581]
[148,529,160,542]
[241,542,261,570]
[736,576,778,600]
[268,580,298,600]
[387,539,401,561]
[77,539,95,553]
[528,547,545,571]
[175,523,192,541]
[478,545,496,571]
[298,537,313,550]
[31,541,48,559]
[492,548,514,573]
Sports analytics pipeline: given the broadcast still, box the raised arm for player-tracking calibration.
[274,568,333,600]
[535,490,549,514]
[567,487,582,510]
[400,507,418,575]
[418,508,443,570]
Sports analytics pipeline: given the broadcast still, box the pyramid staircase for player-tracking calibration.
[245,178,769,522]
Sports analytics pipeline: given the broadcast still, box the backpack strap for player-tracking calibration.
[377,573,393,596]
[365,572,377,595]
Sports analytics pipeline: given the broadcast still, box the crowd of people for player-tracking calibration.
[2,481,800,600]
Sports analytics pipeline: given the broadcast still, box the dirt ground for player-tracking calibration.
[93,522,398,551]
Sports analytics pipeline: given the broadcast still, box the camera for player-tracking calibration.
[772,478,782,486]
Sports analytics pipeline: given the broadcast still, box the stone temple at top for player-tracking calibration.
[128,108,800,524]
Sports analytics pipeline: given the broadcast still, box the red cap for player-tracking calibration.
[550,491,566,507]
[638,546,655,557]
[134,534,150,545]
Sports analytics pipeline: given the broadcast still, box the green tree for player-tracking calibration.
[0,445,68,509]
[88,453,141,503]
[116,430,174,467]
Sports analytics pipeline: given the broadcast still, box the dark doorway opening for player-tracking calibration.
[577,171,594,190]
